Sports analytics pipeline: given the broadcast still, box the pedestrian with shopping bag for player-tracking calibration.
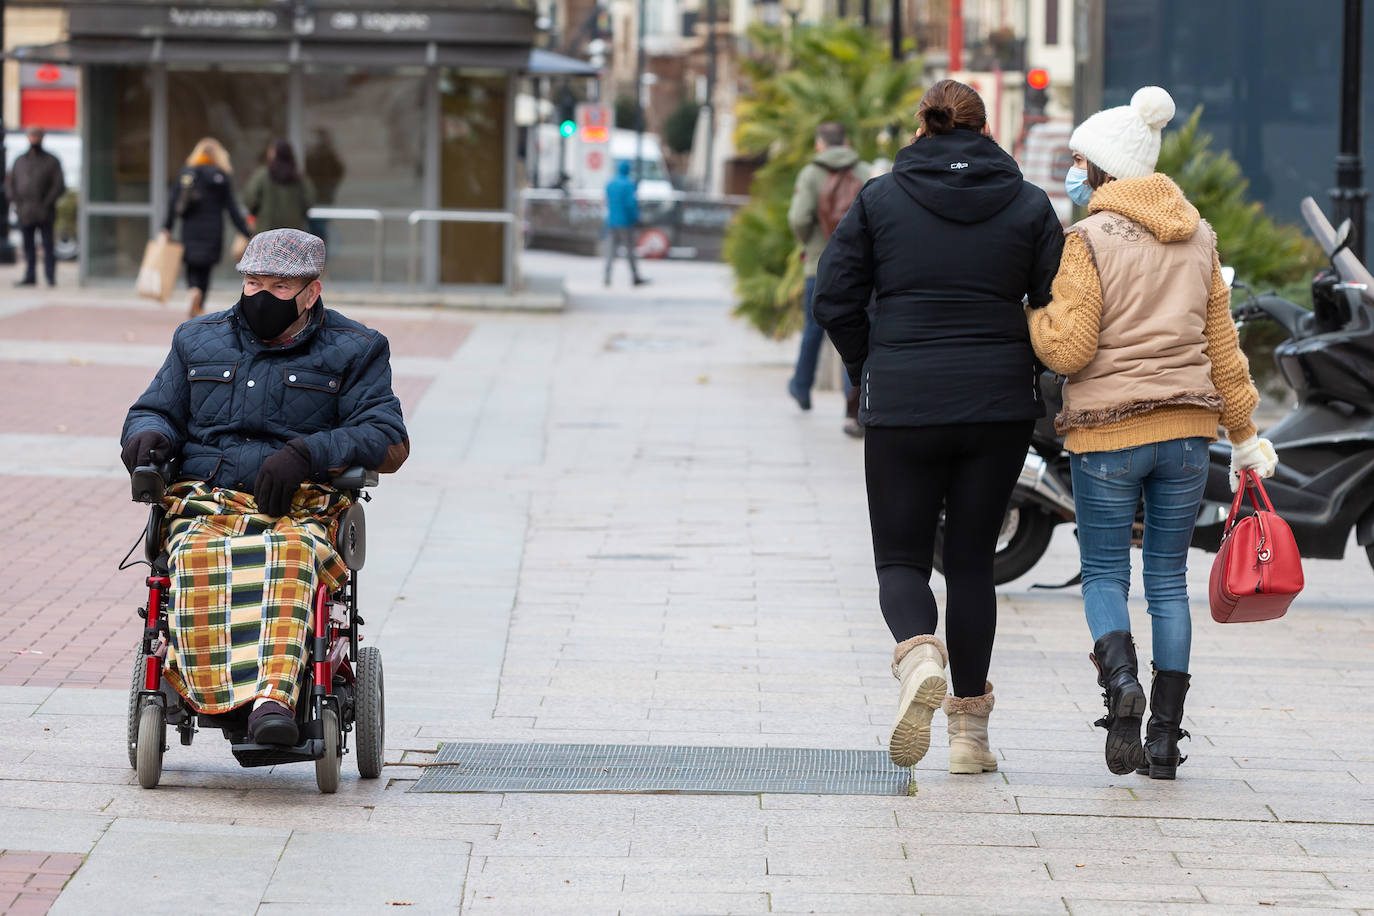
[1029,86,1276,779]
[814,80,1064,772]
[161,138,253,318]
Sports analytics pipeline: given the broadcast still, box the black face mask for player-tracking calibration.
[238,287,304,341]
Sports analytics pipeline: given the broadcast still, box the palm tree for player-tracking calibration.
[726,22,924,337]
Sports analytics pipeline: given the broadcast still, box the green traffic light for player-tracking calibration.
[559,120,576,138]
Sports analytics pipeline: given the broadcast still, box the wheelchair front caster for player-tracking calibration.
[135,704,166,789]
[315,707,341,794]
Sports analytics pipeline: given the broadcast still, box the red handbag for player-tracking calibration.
[1209,470,1304,623]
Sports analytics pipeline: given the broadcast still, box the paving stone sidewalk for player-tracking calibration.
[0,254,1372,914]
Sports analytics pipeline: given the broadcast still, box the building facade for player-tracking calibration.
[11,0,546,294]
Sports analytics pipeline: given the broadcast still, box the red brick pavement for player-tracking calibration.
[0,850,85,915]
[0,363,159,437]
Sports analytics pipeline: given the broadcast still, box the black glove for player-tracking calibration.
[121,430,171,474]
[253,439,313,517]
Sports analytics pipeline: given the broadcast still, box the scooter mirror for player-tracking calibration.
[1333,218,1353,256]
[1220,266,1236,287]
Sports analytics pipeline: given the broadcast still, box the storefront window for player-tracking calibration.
[165,67,288,188]
[303,68,425,284]
[87,214,152,279]
[439,69,509,286]
[87,66,151,203]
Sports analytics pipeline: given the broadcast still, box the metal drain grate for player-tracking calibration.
[409,742,909,795]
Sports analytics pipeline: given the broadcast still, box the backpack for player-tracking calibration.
[818,164,864,239]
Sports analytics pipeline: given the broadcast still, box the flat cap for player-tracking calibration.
[235,228,325,278]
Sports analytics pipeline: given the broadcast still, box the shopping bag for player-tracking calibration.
[135,238,184,303]
[1209,470,1304,623]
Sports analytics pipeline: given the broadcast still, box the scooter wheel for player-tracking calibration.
[934,504,1057,585]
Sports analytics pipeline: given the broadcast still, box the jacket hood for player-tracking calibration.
[616,160,632,177]
[815,146,861,170]
[1088,173,1199,242]
[891,130,1025,224]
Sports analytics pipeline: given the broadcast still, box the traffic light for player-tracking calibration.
[1026,68,1050,116]
[560,119,577,138]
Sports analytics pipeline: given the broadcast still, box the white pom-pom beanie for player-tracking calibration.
[1069,86,1176,180]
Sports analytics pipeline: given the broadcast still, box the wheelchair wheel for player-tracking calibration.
[354,646,384,778]
[135,704,165,789]
[127,648,144,769]
[315,707,341,794]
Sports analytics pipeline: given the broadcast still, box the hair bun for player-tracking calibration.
[923,106,955,134]
[1131,86,1175,130]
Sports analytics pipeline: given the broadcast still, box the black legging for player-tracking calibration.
[865,421,1033,698]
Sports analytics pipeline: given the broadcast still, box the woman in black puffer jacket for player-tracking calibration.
[161,137,253,319]
[814,80,1064,773]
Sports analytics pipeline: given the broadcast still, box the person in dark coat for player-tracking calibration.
[161,137,253,319]
[5,127,65,287]
[119,229,409,745]
[243,139,316,235]
[813,80,1065,773]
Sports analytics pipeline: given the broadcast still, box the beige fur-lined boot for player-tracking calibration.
[944,681,998,774]
[888,635,949,766]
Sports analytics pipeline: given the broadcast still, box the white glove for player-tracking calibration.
[1229,435,1277,492]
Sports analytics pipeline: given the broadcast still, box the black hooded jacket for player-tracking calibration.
[813,129,1064,428]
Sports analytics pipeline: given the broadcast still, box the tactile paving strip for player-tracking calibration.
[409,742,909,795]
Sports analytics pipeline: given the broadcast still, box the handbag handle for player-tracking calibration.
[1223,469,1276,532]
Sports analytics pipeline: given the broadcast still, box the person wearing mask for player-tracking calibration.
[787,122,870,438]
[162,138,253,318]
[119,229,409,745]
[814,81,1064,772]
[5,127,65,288]
[1029,87,1275,779]
[604,160,648,287]
[244,139,316,234]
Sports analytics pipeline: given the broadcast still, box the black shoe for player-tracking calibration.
[787,378,812,411]
[247,701,299,746]
[1089,631,1147,775]
[1136,667,1191,779]
[633,277,650,286]
[14,279,36,287]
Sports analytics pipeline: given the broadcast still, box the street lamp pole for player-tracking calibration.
[890,0,901,60]
[1333,0,1367,262]
[635,0,646,185]
[0,0,17,265]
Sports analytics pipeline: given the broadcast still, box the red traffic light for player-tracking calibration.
[1027,68,1050,90]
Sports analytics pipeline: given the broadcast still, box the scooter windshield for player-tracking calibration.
[1301,196,1374,298]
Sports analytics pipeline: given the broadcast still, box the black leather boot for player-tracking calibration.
[1137,668,1191,779]
[1089,630,1146,775]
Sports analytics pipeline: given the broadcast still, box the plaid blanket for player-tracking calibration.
[160,481,350,714]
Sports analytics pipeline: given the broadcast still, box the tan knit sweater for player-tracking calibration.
[1029,176,1259,453]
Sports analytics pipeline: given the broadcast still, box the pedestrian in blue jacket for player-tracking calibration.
[605,161,648,287]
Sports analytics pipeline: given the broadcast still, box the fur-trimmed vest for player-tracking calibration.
[1058,210,1223,430]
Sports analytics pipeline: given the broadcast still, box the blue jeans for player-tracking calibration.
[791,277,851,395]
[1070,437,1209,673]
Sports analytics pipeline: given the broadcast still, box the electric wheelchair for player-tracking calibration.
[125,461,383,793]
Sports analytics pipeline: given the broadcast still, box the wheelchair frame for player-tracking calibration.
[128,463,382,793]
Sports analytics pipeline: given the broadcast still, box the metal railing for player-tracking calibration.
[406,209,517,290]
[306,207,384,290]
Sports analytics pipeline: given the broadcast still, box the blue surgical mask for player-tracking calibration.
[1065,167,1093,207]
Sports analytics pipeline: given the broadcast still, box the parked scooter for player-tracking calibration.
[935,196,1374,584]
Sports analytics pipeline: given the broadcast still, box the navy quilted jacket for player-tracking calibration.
[122,299,409,491]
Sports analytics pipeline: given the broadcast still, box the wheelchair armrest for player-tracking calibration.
[329,467,379,491]
[131,460,179,504]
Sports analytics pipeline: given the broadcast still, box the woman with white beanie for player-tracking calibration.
[1028,87,1276,780]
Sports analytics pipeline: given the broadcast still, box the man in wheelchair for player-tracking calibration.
[120,229,408,747]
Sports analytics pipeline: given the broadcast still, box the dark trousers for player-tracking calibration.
[20,221,56,285]
[864,421,1033,697]
[791,277,852,397]
[604,227,641,283]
